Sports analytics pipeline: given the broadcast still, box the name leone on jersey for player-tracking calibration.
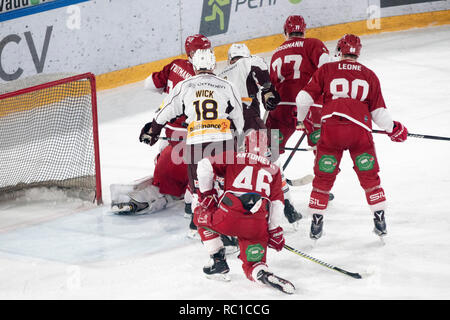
[338,63,362,71]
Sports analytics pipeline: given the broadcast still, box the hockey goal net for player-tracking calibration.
[0,73,102,204]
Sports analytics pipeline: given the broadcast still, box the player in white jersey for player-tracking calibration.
[139,48,245,212]
[218,43,302,225]
[218,43,279,132]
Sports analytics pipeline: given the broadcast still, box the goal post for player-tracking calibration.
[0,73,102,205]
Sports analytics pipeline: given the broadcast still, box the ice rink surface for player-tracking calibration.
[0,26,449,300]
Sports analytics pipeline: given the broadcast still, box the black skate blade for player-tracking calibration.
[373,228,387,245]
[262,274,295,295]
[186,229,200,240]
[205,273,231,282]
[224,245,239,256]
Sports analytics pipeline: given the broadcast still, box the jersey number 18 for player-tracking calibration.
[194,99,218,121]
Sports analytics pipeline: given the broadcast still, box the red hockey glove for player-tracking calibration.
[268,226,285,252]
[198,189,218,211]
[139,120,164,146]
[388,121,408,142]
[194,189,218,228]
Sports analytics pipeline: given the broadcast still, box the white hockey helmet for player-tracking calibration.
[228,43,251,62]
[192,48,216,72]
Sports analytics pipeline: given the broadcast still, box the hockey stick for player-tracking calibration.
[284,244,362,279]
[372,130,450,141]
[282,131,306,171]
[262,110,269,124]
[160,136,184,142]
[286,174,314,186]
[284,146,315,152]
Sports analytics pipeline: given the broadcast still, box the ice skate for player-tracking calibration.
[310,213,324,240]
[284,199,302,223]
[373,210,387,237]
[186,213,200,239]
[184,202,192,219]
[203,248,230,281]
[329,193,335,201]
[111,200,149,215]
[257,270,295,294]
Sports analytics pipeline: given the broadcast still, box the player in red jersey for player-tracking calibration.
[192,130,295,294]
[110,35,211,216]
[296,34,408,239]
[267,15,329,153]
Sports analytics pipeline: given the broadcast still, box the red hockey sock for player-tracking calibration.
[309,190,329,213]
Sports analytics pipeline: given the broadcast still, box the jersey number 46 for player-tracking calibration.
[232,165,273,196]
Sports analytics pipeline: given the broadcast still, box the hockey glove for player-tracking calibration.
[388,121,408,142]
[268,226,285,252]
[194,189,218,228]
[198,189,218,211]
[261,86,280,111]
[139,120,164,146]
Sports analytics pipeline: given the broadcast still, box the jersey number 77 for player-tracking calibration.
[271,55,303,82]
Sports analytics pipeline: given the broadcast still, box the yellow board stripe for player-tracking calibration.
[95,10,449,91]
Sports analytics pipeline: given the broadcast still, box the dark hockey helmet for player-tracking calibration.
[337,34,362,57]
[284,15,306,35]
[185,34,211,58]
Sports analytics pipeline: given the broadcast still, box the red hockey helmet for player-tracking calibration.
[337,34,362,57]
[244,130,270,157]
[185,34,211,57]
[284,15,306,35]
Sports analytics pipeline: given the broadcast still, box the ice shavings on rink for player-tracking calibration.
[0,26,450,299]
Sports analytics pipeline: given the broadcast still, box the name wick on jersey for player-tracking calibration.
[196,90,214,98]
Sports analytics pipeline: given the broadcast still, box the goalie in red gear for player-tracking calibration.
[192,130,295,294]
[296,34,408,240]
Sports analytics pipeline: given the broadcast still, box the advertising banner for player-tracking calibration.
[0,0,448,85]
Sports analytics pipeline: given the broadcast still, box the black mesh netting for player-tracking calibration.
[0,74,99,202]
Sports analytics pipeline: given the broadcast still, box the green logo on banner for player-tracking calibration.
[318,155,338,173]
[199,0,232,37]
[355,153,375,171]
[289,0,303,3]
[245,244,265,262]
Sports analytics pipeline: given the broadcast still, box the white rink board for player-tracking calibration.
[0,0,449,83]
